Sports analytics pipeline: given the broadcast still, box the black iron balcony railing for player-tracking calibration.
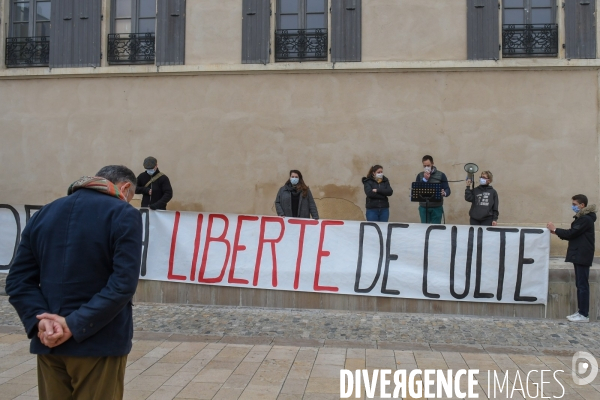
[275,28,328,61]
[5,36,49,67]
[107,33,155,64]
[502,24,558,57]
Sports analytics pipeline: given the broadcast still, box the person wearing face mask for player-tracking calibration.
[275,170,319,219]
[464,171,499,226]
[135,156,173,210]
[5,165,143,399]
[415,155,451,224]
[547,195,597,323]
[362,165,393,222]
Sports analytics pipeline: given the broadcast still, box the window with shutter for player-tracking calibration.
[502,0,558,57]
[108,0,157,64]
[565,0,596,59]
[467,0,499,60]
[331,0,361,62]
[156,0,186,66]
[242,0,270,64]
[49,0,101,68]
[5,0,51,67]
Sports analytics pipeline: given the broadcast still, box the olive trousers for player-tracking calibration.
[37,354,127,400]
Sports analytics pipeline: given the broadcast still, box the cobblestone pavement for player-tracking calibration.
[1,297,599,356]
[1,327,599,399]
[2,275,600,399]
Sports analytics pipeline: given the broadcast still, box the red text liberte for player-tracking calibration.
[166,213,344,292]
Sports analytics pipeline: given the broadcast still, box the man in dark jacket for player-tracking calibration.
[547,194,596,323]
[6,165,143,399]
[465,170,499,226]
[136,156,173,210]
[415,155,451,224]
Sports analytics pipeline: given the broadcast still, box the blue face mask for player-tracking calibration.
[572,205,580,213]
[290,177,299,185]
[146,169,155,176]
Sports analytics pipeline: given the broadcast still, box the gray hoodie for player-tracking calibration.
[464,184,499,221]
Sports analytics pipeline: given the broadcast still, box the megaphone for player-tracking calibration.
[464,163,479,186]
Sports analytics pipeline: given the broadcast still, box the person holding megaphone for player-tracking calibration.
[465,170,499,226]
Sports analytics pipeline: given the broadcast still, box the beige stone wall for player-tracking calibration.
[0,70,597,251]
[362,0,467,62]
[185,0,242,65]
[183,0,468,65]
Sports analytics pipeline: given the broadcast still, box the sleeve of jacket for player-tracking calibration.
[150,176,173,210]
[274,187,285,216]
[65,206,143,343]
[364,181,385,199]
[465,187,474,202]
[441,173,451,197]
[307,189,319,220]
[135,173,150,195]
[555,217,593,241]
[492,190,499,221]
[5,215,51,339]
[377,181,393,197]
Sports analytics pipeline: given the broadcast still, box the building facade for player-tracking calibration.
[1,0,599,256]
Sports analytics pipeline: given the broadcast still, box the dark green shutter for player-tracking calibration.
[50,0,101,67]
[565,0,597,59]
[242,0,270,64]
[156,0,186,66]
[467,0,499,60]
[331,0,361,62]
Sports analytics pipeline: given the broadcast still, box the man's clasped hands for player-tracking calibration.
[36,313,73,348]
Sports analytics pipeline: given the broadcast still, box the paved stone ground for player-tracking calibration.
[1,298,599,354]
[1,271,600,399]
[1,327,599,400]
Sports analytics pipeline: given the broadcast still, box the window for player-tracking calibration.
[5,0,50,67]
[502,0,558,57]
[275,0,328,61]
[108,0,156,64]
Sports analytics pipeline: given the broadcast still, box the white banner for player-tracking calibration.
[0,205,550,304]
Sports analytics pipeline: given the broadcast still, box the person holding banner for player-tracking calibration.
[275,170,319,219]
[416,155,450,224]
[362,165,393,222]
[5,165,143,399]
[465,171,499,226]
[547,195,596,323]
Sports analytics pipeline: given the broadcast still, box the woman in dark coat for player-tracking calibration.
[275,170,319,219]
[362,164,393,222]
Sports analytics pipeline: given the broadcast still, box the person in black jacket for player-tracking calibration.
[362,165,393,222]
[135,156,173,210]
[547,194,597,323]
[6,165,142,399]
[465,170,499,226]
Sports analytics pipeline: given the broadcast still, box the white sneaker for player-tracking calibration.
[567,312,580,319]
[568,314,589,323]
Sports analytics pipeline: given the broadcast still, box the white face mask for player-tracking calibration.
[290,177,299,185]
[480,178,488,185]
[146,169,156,175]
[424,166,432,173]
[375,173,384,179]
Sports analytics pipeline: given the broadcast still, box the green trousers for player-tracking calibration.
[418,205,444,224]
[37,354,127,400]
